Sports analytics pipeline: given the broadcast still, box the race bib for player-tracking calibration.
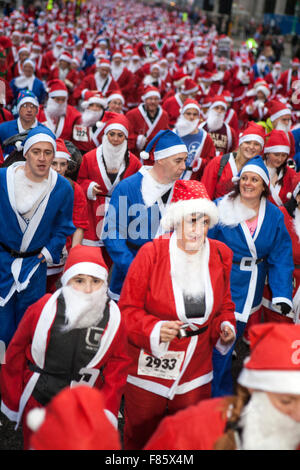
[73,125,89,142]
[137,349,185,380]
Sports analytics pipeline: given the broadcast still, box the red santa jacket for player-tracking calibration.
[118,234,236,399]
[162,93,185,128]
[267,165,297,207]
[0,291,130,427]
[201,152,238,200]
[37,104,82,140]
[77,145,142,244]
[126,104,169,158]
[276,69,300,97]
[73,73,120,103]
[112,67,135,105]
[199,121,238,156]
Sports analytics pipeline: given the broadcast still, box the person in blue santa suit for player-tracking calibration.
[10,58,47,108]
[0,90,48,160]
[0,125,75,347]
[208,155,294,397]
[102,129,188,301]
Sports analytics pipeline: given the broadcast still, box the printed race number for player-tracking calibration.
[138,350,185,380]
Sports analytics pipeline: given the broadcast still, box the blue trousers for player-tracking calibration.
[212,320,246,398]
[0,263,47,348]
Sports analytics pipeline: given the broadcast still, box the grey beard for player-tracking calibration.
[206,109,225,131]
[81,109,103,127]
[46,98,67,118]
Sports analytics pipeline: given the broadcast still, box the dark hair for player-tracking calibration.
[284,195,298,217]
[229,178,270,200]
[263,154,287,186]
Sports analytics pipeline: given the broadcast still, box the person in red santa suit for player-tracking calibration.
[262,174,300,326]
[265,62,282,97]
[198,95,238,156]
[39,36,65,80]
[118,179,236,450]
[126,86,169,159]
[209,57,232,97]
[106,92,125,114]
[222,91,239,136]
[240,80,271,129]
[110,51,135,109]
[77,115,141,266]
[0,244,131,450]
[73,58,120,104]
[11,44,31,79]
[144,323,300,451]
[230,59,255,114]
[46,138,89,293]
[263,129,297,207]
[37,79,81,141]
[162,78,199,129]
[26,386,122,450]
[71,91,108,154]
[174,99,216,180]
[201,122,265,200]
[47,51,79,105]
[276,58,300,99]
[137,62,168,103]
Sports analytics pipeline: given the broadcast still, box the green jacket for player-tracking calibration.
[256,118,274,134]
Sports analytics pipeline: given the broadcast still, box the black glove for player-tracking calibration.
[275,302,292,316]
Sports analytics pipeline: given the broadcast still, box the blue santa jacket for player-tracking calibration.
[0,119,48,158]
[208,195,294,323]
[103,168,172,299]
[0,164,75,306]
[10,77,47,106]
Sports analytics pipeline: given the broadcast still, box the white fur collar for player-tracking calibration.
[141,168,173,208]
[218,193,256,227]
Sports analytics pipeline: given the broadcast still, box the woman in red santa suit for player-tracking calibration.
[262,174,300,325]
[77,115,141,268]
[46,138,89,293]
[0,245,130,450]
[201,122,265,200]
[118,179,236,450]
[263,129,297,207]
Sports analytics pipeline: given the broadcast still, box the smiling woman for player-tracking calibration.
[208,155,294,398]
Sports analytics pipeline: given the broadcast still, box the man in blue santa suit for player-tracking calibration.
[0,90,47,160]
[0,125,75,346]
[103,129,188,301]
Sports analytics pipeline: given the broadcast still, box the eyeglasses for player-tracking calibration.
[21,103,37,109]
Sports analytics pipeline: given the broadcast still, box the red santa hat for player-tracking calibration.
[96,58,111,69]
[112,50,123,60]
[61,245,108,287]
[142,85,161,101]
[181,98,201,115]
[291,57,300,67]
[181,78,198,95]
[55,138,72,161]
[47,79,68,98]
[209,95,228,111]
[59,51,73,64]
[27,386,121,450]
[161,179,219,231]
[103,114,129,138]
[266,100,291,122]
[264,129,290,155]
[239,122,265,148]
[107,92,125,105]
[81,91,107,109]
[238,323,300,395]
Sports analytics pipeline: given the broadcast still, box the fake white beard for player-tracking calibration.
[58,67,69,81]
[14,74,35,90]
[61,283,108,332]
[14,166,49,215]
[111,62,124,81]
[275,121,291,132]
[237,69,249,84]
[206,108,225,132]
[102,134,127,172]
[175,115,199,137]
[213,70,224,81]
[257,61,266,73]
[81,109,103,127]
[171,239,207,299]
[53,46,63,59]
[293,207,300,242]
[240,391,300,450]
[127,61,140,73]
[45,97,67,119]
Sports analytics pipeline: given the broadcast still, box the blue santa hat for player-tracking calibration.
[140,129,187,161]
[23,125,57,156]
[232,155,270,186]
[17,90,39,113]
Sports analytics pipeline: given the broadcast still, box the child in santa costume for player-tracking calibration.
[208,156,294,397]
[26,386,121,450]
[118,179,236,450]
[0,245,130,449]
[145,323,300,450]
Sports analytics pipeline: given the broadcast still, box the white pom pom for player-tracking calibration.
[140,151,150,160]
[96,121,104,129]
[26,407,46,432]
[286,192,292,199]
[15,141,23,152]
[231,176,240,183]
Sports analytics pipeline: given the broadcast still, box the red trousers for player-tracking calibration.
[123,381,211,450]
